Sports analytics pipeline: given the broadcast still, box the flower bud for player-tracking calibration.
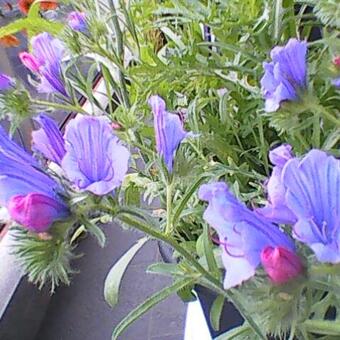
[261,246,304,284]
[67,11,88,33]
[19,52,41,73]
[8,193,69,233]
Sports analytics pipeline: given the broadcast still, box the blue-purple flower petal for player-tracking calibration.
[256,144,296,224]
[261,39,307,112]
[61,115,130,195]
[282,150,340,263]
[0,125,37,166]
[0,73,14,91]
[32,113,66,165]
[68,11,88,33]
[24,33,67,96]
[199,182,294,288]
[148,95,188,172]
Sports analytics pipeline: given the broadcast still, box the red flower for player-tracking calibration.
[18,0,58,15]
[261,246,304,284]
[0,35,20,47]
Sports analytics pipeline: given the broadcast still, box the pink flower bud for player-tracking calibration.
[261,246,304,284]
[19,52,41,73]
[333,56,340,67]
[8,193,68,233]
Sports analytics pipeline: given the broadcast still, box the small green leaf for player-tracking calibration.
[210,295,225,331]
[203,224,219,276]
[112,277,196,340]
[214,324,255,340]
[104,237,148,308]
[83,220,106,248]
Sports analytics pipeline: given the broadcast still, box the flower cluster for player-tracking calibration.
[0,114,130,232]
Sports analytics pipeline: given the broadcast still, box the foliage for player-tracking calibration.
[1,0,340,339]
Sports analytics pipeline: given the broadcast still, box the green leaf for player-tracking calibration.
[0,17,64,39]
[112,277,196,340]
[210,295,225,331]
[147,263,183,277]
[172,174,207,226]
[104,237,148,308]
[303,320,340,336]
[214,324,256,340]
[83,220,106,248]
[203,223,219,276]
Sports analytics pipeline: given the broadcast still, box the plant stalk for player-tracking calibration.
[109,0,130,109]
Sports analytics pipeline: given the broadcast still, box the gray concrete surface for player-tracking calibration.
[35,224,186,340]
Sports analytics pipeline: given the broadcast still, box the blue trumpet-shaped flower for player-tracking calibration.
[0,127,69,232]
[61,115,130,195]
[261,39,307,112]
[282,150,340,263]
[256,144,296,224]
[148,95,189,173]
[32,113,66,165]
[20,32,67,97]
[199,182,295,288]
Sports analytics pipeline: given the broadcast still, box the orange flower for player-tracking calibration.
[0,35,20,47]
[18,0,58,15]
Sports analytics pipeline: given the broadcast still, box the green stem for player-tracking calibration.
[165,181,173,234]
[112,208,266,339]
[32,100,87,114]
[312,111,320,148]
[303,320,340,336]
[316,105,340,128]
[109,0,130,109]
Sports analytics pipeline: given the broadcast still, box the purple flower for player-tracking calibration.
[256,144,296,224]
[261,39,307,112]
[32,113,66,165]
[199,182,295,289]
[148,95,189,172]
[0,73,14,91]
[61,115,130,195]
[20,33,67,97]
[282,150,340,263]
[332,78,340,87]
[68,11,87,32]
[0,125,37,166]
[0,130,69,232]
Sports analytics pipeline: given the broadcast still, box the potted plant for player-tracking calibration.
[0,1,340,339]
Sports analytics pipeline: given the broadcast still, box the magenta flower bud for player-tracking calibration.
[8,193,69,233]
[19,52,41,73]
[261,246,304,284]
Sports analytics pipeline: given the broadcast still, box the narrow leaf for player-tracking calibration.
[210,295,225,331]
[104,237,148,308]
[112,277,196,340]
[214,324,254,339]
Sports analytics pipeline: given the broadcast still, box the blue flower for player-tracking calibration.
[61,115,130,195]
[0,73,14,91]
[261,39,307,112]
[282,150,340,263]
[256,144,296,224]
[0,128,69,232]
[32,113,66,165]
[68,11,88,33]
[148,95,189,173]
[199,182,295,288]
[20,33,67,97]
[0,125,37,166]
